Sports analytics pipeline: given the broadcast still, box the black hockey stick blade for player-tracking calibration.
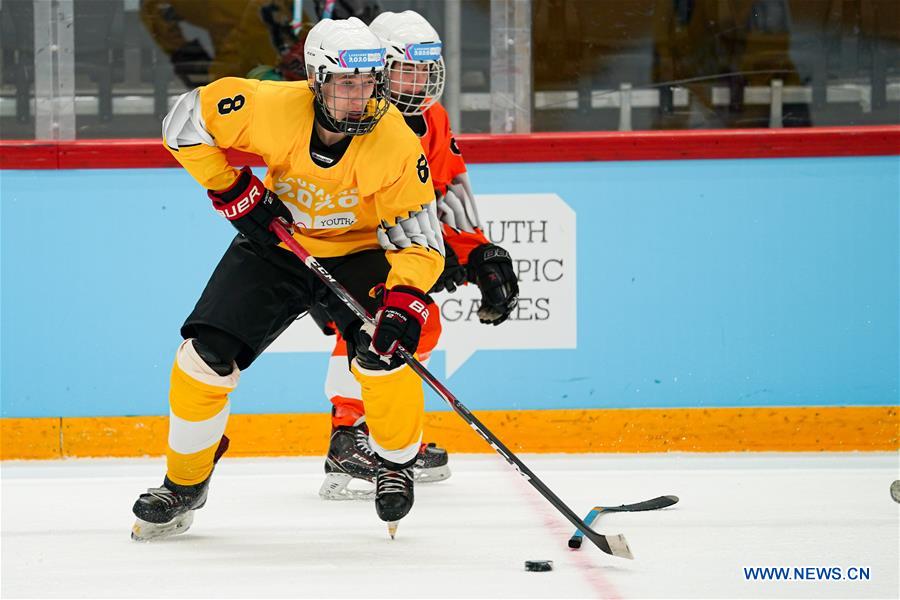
[600,495,680,514]
[569,496,679,549]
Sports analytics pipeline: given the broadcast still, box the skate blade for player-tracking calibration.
[131,511,194,542]
[318,472,375,501]
[387,521,398,539]
[414,464,451,483]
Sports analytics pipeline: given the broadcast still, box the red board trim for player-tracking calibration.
[1,126,898,169]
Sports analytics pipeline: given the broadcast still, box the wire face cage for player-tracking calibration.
[312,69,390,135]
[385,43,445,116]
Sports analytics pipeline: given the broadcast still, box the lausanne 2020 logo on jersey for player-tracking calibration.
[337,48,385,69]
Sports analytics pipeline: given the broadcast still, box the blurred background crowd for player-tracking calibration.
[1,0,897,138]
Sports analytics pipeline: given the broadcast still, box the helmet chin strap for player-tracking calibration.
[313,98,344,134]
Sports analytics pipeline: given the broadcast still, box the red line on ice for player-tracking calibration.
[510,465,623,600]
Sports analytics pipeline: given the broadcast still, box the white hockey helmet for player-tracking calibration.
[369,11,445,115]
[304,17,389,135]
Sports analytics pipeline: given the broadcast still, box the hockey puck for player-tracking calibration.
[525,560,553,572]
[891,480,900,503]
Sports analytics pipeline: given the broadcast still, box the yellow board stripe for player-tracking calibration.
[0,418,62,459]
[1,406,897,460]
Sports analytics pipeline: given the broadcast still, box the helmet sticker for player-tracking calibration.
[404,42,442,62]
[337,48,386,69]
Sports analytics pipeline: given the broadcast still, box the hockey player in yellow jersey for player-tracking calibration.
[311,10,519,500]
[131,17,444,541]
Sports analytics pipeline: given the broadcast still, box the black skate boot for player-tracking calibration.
[319,424,379,500]
[375,457,415,538]
[414,442,451,483]
[131,435,229,541]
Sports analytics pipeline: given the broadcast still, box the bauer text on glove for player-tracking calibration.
[370,285,431,357]
[208,166,293,245]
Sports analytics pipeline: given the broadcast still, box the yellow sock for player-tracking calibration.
[166,339,239,485]
[351,358,423,465]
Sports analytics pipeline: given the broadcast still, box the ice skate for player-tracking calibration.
[414,441,451,483]
[320,424,450,499]
[131,436,228,541]
[375,458,415,538]
[319,424,379,500]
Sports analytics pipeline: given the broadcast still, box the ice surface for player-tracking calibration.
[2,453,898,599]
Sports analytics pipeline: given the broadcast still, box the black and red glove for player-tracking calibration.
[467,243,519,325]
[208,166,293,245]
[369,284,431,359]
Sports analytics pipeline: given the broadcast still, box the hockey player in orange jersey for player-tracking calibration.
[312,11,520,500]
[131,17,444,541]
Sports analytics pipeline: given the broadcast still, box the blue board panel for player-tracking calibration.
[1,156,897,417]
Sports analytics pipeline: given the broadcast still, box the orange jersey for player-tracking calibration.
[412,102,489,264]
[165,77,443,292]
[414,102,466,195]
[441,209,489,265]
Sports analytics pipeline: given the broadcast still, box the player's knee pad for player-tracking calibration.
[190,326,244,376]
[191,339,234,376]
[173,339,240,392]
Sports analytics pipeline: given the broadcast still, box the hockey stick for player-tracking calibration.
[269,219,633,559]
[568,495,679,549]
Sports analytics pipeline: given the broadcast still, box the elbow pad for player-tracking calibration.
[437,172,482,233]
[162,88,215,150]
[377,203,445,256]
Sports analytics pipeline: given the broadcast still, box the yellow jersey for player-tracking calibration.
[166,77,443,292]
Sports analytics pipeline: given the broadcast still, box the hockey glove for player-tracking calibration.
[370,284,430,358]
[430,243,467,294]
[208,166,293,246]
[467,243,519,325]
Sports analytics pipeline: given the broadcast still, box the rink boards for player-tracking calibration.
[2,406,897,459]
[1,132,898,458]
